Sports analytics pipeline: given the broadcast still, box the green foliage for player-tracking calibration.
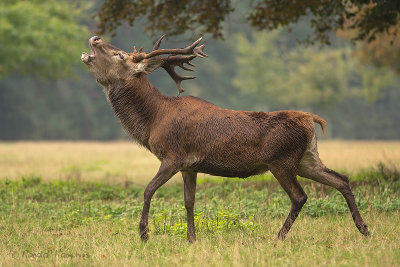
[353,32,400,75]
[328,85,400,139]
[97,0,400,44]
[0,76,123,140]
[1,2,400,140]
[97,0,233,39]
[234,31,287,110]
[1,166,399,265]
[0,0,89,78]
[233,30,396,110]
[353,162,400,183]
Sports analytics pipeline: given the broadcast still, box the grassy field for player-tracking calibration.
[0,141,399,266]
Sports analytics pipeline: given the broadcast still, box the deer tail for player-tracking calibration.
[311,114,326,135]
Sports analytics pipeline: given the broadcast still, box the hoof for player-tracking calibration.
[277,230,286,241]
[140,231,149,241]
[187,236,196,243]
[139,224,149,241]
[358,223,370,237]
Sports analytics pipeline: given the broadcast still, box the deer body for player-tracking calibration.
[82,36,370,242]
[106,75,319,178]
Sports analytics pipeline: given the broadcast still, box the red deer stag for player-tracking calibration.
[81,35,370,242]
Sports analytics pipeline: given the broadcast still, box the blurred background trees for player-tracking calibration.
[0,0,88,78]
[96,0,400,44]
[1,0,399,140]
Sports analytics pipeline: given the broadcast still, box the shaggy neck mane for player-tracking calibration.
[105,76,165,149]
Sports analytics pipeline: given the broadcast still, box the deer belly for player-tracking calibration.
[189,159,269,178]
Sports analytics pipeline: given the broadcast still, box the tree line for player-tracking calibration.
[0,0,399,140]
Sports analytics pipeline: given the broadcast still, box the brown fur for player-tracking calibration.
[81,37,369,242]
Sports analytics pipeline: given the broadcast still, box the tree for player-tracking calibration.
[354,31,400,75]
[0,0,89,78]
[96,0,400,44]
[0,0,107,141]
[233,31,396,111]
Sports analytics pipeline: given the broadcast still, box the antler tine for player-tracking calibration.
[143,37,204,60]
[177,63,195,72]
[159,54,198,94]
[193,44,208,58]
[164,64,195,95]
[186,37,203,51]
[152,34,166,51]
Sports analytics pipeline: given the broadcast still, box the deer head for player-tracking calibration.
[81,35,207,93]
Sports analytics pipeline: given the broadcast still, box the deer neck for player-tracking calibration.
[105,76,165,148]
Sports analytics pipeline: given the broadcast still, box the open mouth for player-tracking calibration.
[81,52,93,63]
[81,36,99,63]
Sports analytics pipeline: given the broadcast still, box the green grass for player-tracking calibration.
[0,165,399,266]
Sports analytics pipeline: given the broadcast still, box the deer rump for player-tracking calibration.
[149,97,322,178]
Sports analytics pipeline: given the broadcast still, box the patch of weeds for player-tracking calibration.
[151,209,257,236]
[354,162,400,183]
[197,173,274,185]
[375,162,400,182]
[0,177,142,203]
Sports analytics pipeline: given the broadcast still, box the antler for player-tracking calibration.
[161,54,197,95]
[133,35,208,94]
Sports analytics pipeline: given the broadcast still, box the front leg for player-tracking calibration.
[139,161,178,241]
[182,171,197,243]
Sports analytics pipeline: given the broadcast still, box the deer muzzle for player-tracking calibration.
[81,36,101,63]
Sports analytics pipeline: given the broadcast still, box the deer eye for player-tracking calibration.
[115,53,124,60]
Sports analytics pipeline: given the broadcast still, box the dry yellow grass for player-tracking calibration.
[0,141,160,186]
[318,140,400,173]
[0,141,399,186]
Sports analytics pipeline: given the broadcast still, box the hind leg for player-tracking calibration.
[298,149,370,236]
[270,163,308,240]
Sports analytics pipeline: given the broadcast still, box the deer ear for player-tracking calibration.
[133,59,163,75]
